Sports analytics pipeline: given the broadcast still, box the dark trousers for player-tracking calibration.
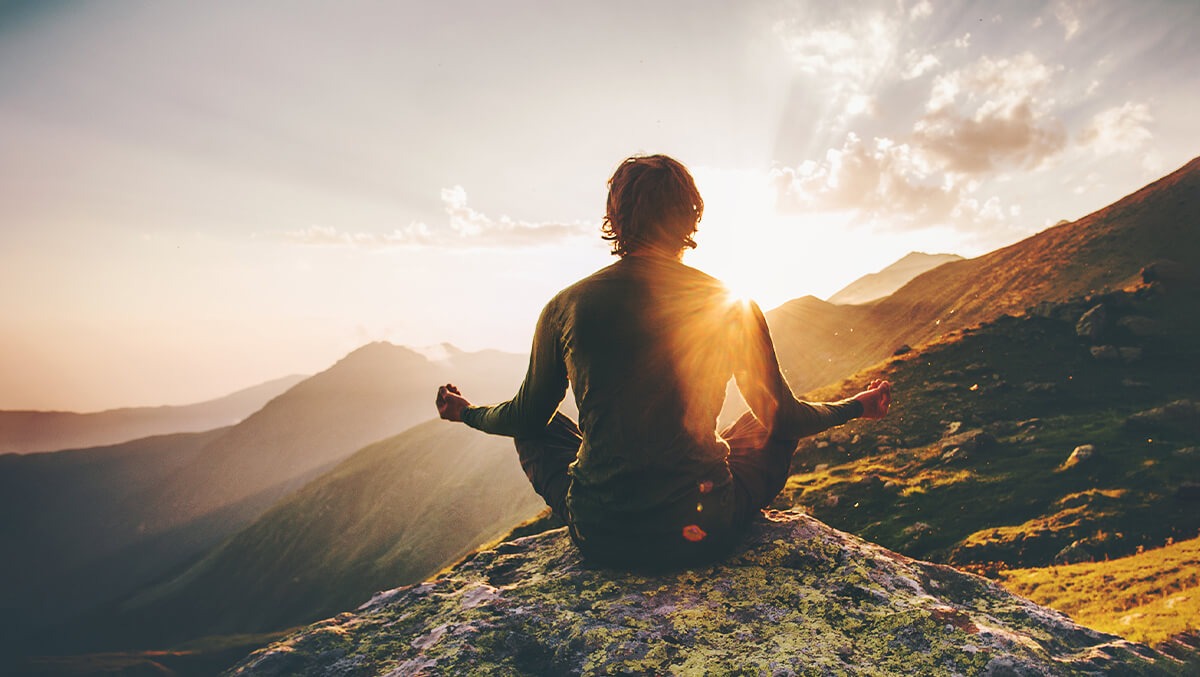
[514,411,798,536]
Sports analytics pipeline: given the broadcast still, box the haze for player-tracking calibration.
[1,0,1197,411]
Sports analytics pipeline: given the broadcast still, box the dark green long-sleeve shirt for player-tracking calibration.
[463,255,861,532]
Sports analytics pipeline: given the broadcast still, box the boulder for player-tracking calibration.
[1054,538,1096,565]
[230,512,1185,676]
[1063,444,1096,469]
[1124,400,1200,436]
[1076,304,1108,341]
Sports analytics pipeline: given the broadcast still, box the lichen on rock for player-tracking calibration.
[230,511,1194,676]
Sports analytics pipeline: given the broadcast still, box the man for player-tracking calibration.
[436,154,891,569]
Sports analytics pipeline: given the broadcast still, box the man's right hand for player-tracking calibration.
[853,379,892,420]
[436,383,471,422]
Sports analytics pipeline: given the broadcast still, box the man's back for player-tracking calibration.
[551,255,743,527]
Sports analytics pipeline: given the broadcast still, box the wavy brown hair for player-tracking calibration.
[601,154,704,257]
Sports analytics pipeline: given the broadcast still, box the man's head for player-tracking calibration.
[601,154,704,258]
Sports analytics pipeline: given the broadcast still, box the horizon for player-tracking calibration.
[2,0,1198,411]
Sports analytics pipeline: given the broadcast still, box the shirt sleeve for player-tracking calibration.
[733,300,862,440]
[461,299,569,438]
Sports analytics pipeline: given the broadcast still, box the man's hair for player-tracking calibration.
[601,154,704,257]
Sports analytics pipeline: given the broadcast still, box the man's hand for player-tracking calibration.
[853,379,892,420]
[436,383,471,422]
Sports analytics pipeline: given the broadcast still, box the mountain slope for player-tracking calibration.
[777,278,1200,579]
[768,155,1200,396]
[0,374,306,454]
[827,251,963,305]
[230,511,1197,676]
[71,420,544,652]
[0,343,527,657]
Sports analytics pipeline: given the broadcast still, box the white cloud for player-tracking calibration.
[1053,0,1084,40]
[909,0,933,20]
[913,52,1067,173]
[902,50,941,80]
[1079,102,1154,155]
[954,32,971,49]
[773,8,901,123]
[277,187,593,248]
[771,132,1013,233]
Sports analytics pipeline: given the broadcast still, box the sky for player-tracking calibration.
[1,0,1197,411]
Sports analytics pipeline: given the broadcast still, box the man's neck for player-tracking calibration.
[626,246,684,262]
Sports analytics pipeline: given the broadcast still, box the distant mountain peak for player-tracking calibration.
[827,252,964,306]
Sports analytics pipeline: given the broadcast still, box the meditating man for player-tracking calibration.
[436,154,891,568]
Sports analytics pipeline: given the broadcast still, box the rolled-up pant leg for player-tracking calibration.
[513,412,581,524]
[722,410,800,527]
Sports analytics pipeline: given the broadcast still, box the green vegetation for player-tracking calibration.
[999,535,1200,646]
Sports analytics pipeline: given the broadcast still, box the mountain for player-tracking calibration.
[0,374,306,454]
[0,343,527,654]
[827,251,963,305]
[229,511,1199,675]
[72,420,544,652]
[767,155,1200,397]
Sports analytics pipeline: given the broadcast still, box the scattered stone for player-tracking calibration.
[1089,345,1119,361]
[893,344,912,355]
[815,440,830,449]
[945,421,963,436]
[1076,304,1108,341]
[1016,418,1042,429]
[1054,539,1096,565]
[1117,315,1163,337]
[1175,483,1200,501]
[1122,379,1149,388]
[1174,447,1199,457]
[1063,444,1096,469]
[1124,400,1200,435]
[1024,382,1057,394]
[814,463,830,472]
[940,429,996,454]
[1118,346,1143,363]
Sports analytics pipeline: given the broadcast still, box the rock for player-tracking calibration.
[893,344,912,356]
[230,512,1185,676]
[940,429,996,455]
[1024,382,1057,394]
[1124,400,1200,436]
[1122,378,1150,389]
[1054,539,1096,565]
[1175,447,1199,457]
[1063,444,1096,468]
[1076,304,1108,341]
[1175,482,1200,501]
[945,421,963,436]
[1089,345,1119,361]
[1118,346,1143,363]
[1117,315,1164,337]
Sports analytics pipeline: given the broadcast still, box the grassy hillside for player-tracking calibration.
[66,419,544,653]
[0,374,305,454]
[999,535,1200,646]
[779,280,1199,576]
[1,343,527,662]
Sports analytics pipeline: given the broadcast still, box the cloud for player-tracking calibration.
[902,50,940,80]
[772,7,901,122]
[913,52,1067,173]
[909,0,933,20]
[1053,0,1084,40]
[771,132,1010,232]
[277,187,594,248]
[1079,102,1153,156]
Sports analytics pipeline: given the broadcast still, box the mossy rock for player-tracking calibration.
[229,511,1195,676]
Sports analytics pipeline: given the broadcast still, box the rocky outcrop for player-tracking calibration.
[230,512,1194,676]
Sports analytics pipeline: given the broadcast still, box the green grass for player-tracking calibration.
[998,535,1200,645]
